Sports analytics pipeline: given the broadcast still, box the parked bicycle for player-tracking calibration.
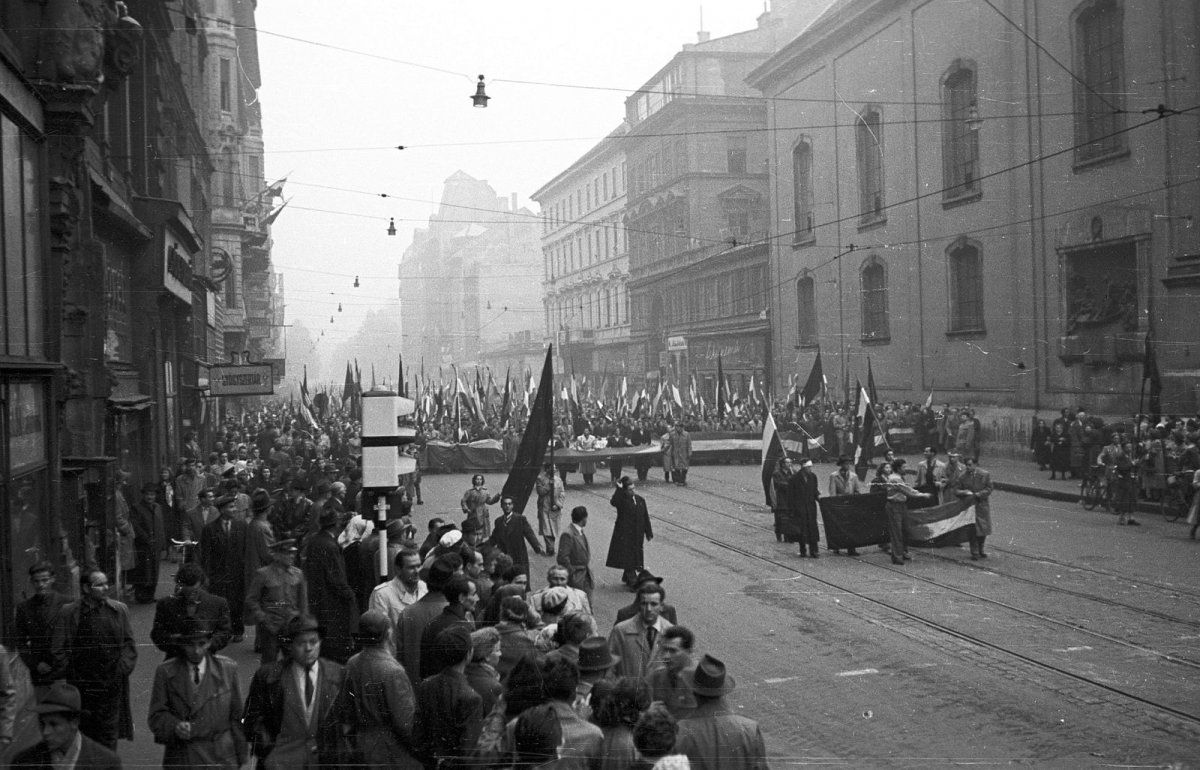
[1161,474,1194,523]
[1081,465,1111,511]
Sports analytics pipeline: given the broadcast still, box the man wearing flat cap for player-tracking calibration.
[342,610,420,769]
[151,563,233,661]
[10,682,121,769]
[200,494,249,643]
[302,505,358,664]
[272,479,313,544]
[673,655,767,770]
[242,614,350,769]
[245,489,276,585]
[412,624,483,767]
[246,540,309,665]
[148,619,248,768]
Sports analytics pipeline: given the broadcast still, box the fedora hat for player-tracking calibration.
[282,613,322,641]
[214,494,238,510]
[171,617,215,644]
[250,489,273,515]
[632,569,663,587]
[317,507,341,528]
[683,654,736,697]
[270,538,298,553]
[577,636,621,673]
[35,682,82,715]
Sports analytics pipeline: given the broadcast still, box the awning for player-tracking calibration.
[107,395,155,412]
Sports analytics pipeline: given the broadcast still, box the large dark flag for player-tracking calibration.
[800,348,824,407]
[761,412,786,506]
[819,493,889,550]
[502,345,555,514]
[867,356,879,406]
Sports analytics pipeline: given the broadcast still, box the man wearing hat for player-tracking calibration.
[131,481,166,603]
[246,489,276,584]
[412,624,483,767]
[50,568,137,750]
[785,457,822,557]
[914,446,947,503]
[200,494,249,643]
[574,635,621,715]
[673,655,767,770]
[10,683,121,769]
[343,610,420,769]
[148,618,248,768]
[151,563,233,660]
[272,479,313,544]
[242,614,349,769]
[302,504,358,664]
[245,540,309,665]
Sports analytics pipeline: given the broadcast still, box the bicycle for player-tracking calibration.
[1080,468,1109,511]
[1160,474,1193,522]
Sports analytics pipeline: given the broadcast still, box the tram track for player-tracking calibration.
[575,478,1200,730]
[665,468,1200,624]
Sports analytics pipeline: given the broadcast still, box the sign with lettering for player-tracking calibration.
[163,230,193,303]
[209,364,275,396]
[666,335,688,352]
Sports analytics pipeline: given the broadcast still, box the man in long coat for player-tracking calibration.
[486,497,544,578]
[150,563,233,660]
[535,463,566,556]
[667,424,693,485]
[51,568,137,750]
[131,482,166,603]
[607,476,653,587]
[785,459,821,557]
[200,495,248,642]
[148,620,248,768]
[556,506,594,599]
[302,508,358,664]
[951,456,994,559]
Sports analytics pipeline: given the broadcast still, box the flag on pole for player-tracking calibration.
[501,345,555,514]
[923,383,934,410]
[761,412,786,506]
[867,356,879,406]
[716,355,727,418]
[800,349,824,407]
[854,381,883,468]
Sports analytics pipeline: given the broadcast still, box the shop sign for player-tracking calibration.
[666,335,688,352]
[163,229,193,303]
[209,364,275,396]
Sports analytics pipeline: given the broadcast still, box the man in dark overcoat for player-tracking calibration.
[486,496,544,578]
[606,476,653,587]
[200,495,249,642]
[132,482,166,603]
[150,563,233,660]
[302,507,358,664]
[785,458,822,557]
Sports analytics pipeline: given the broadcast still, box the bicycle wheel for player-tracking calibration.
[1081,478,1101,510]
[1162,487,1186,522]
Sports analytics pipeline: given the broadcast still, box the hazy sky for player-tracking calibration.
[254,1,772,374]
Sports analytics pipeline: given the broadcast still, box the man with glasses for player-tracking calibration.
[50,569,137,751]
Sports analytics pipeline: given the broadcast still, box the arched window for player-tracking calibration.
[855,108,885,224]
[796,275,817,347]
[942,62,980,199]
[1073,0,1126,163]
[948,239,985,333]
[792,139,814,239]
[860,257,889,341]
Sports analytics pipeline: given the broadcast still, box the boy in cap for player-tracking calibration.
[343,610,420,769]
[148,619,248,768]
[11,683,121,769]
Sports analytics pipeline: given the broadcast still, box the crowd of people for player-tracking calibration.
[0,400,767,769]
[1029,409,1200,532]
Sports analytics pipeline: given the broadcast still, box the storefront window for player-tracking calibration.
[5,380,50,608]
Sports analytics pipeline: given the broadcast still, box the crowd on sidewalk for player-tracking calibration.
[1,400,768,769]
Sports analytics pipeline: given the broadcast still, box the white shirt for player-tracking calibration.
[337,514,375,547]
[369,578,428,655]
[190,655,209,686]
[293,660,319,721]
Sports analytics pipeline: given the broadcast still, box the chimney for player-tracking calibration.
[697,30,710,43]
[511,192,519,211]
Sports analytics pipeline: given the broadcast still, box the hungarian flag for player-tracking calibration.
[761,412,786,506]
[906,499,976,546]
[867,357,879,405]
[853,381,889,468]
[502,345,554,514]
[800,348,824,407]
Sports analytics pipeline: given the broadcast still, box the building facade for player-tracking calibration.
[751,0,1200,421]
[532,124,630,382]
[400,172,544,373]
[0,0,279,631]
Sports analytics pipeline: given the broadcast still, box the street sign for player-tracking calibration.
[208,364,275,396]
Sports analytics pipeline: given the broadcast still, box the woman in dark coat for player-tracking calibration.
[606,476,653,587]
[1049,422,1071,479]
[770,457,794,543]
[1031,419,1052,471]
[785,459,821,557]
